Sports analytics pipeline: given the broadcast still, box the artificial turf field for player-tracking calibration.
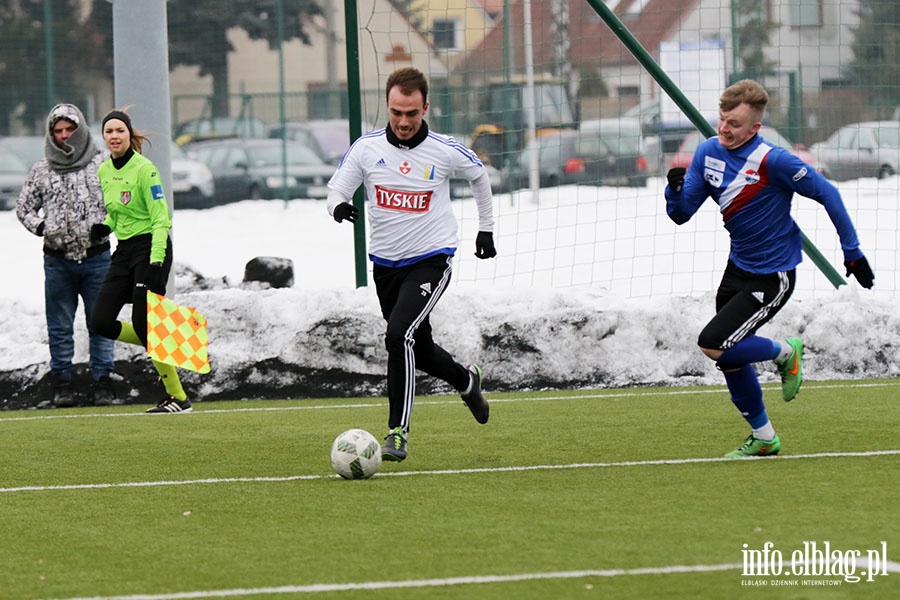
[1,379,898,599]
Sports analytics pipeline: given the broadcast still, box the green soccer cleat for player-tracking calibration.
[777,337,803,402]
[382,427,407,462]
[725,433,781,458]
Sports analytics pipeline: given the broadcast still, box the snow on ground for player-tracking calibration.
[1,175,898,408]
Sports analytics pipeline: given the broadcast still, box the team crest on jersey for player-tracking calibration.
[374,185,432,212]
[399,161,411,175]
[743,169,761,185]
[120,190,131,205]
[704,168,723,187]
[703,156,725,188]
[424,165,435,180]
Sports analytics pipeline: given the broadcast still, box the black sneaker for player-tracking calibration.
[90,376,116,407]
[382,427,407,462]
[460,364,489,424]
[52,381,76,408]
[147,397,193,413]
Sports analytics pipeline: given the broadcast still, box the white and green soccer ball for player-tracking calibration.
[330,428,382,480]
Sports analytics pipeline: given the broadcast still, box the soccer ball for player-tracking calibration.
[330,429,382,480]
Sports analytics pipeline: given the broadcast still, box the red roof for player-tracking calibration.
[456,0,700,77]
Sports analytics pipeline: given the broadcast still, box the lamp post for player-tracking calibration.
[731,0,740,78]
[43,0,56,110]
[276,0,288,202]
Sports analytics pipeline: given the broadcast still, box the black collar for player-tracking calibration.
[386,121,429,149]
[111,148,135,169]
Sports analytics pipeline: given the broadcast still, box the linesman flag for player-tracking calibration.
[146,291,211,374]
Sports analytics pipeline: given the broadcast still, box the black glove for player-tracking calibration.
[333,202,359,223]
[90,223,112,241]
[844,256,874,289]
[666,167,686,193]
[146,263,168,295]
[474,231,497,259]
[36,222,44,237]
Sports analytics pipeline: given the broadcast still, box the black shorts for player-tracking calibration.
[697,260,795,350]
[91,233,173,344]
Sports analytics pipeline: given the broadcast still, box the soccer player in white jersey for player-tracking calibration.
[665,79,873,458]
[327,67,496,462]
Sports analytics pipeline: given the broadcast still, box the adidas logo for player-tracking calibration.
[752,291,765,303]
[375,158,387,167]
[419,282,432,296]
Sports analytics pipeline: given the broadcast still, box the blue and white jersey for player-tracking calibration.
[666,133,862,274]
[328,127,493,267]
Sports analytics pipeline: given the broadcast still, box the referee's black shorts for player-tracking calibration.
[91,233,173,344]
[697,260,796,351]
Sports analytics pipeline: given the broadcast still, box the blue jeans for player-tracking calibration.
[44,252,115,381]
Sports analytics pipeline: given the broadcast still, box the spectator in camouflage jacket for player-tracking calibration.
[16,103,116,407]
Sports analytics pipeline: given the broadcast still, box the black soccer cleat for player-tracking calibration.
[382,427,407,462]
[460,364,489,424]
[147,396,193,414]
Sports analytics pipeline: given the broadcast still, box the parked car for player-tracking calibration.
[0,136,45,168]
[622,99,695,155]
[0,144,29,210]
[184,138,334,203]
[499,130,578,192]
[670,126,821,172]
[174,116,267,145]
[266,119,375,165]
[571,118,649,187]
[500,122,648,192]
[169,141,216,209]
[810,121,900,181]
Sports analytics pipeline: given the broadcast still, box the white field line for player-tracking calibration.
[4,449,899,494]
[3,380,899,423]
[45,561,900,600]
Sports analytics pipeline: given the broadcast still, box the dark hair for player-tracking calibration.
[385,67,428,103]
[719,79,769,120]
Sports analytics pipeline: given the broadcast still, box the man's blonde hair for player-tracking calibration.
[719,79,769,120]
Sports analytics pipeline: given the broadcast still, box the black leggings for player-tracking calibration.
[91,234,173,346]
[373,254,470,432]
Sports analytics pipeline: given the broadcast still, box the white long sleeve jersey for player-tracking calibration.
[327,128,494,267]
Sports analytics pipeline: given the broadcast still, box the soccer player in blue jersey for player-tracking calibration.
[664,79,874,458]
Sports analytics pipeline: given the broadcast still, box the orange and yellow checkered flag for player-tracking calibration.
[146,291,210,374]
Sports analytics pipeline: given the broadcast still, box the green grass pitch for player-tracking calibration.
[1,379,898,599]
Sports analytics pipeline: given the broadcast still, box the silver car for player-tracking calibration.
[169,141,216,208]
[811,121,900,181]
[0,145,29,210]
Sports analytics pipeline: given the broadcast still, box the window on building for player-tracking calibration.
[622,0,650,20]
[432,18,460,50]
[789,0,821,27]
